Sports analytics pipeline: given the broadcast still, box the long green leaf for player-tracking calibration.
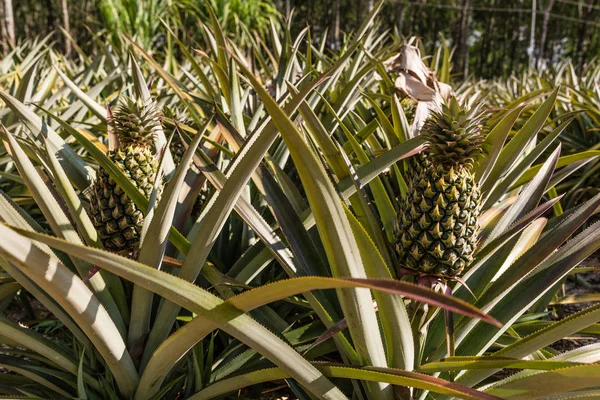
[475,106,524,184]
[235,53,393,399]
[8,226,348,400]
[0,91,93,190]
[483,118,573,208]
[142,43,367,368]
[482,88,558,197]
[0,193,89,346]
[0,356,73,398]
[458,303,600,386]
[192,364,502,400]
[0,315,100,391]
[52,63,106,122]
[2,126,127,336]
[456,219,600,361]
[419,357,579,373]
[138,275,498,398]
[0,224,139,398]
[129,116,211,352]
[484,364,600,399]
[512,151,600,189]
[344,207,414,370]
[484,145,560,245]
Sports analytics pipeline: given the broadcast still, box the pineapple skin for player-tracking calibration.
[164,105,190,166]
[168,131,210,218]
[89,146,158,252]
[395,98,485,280]
[170,140,186,166]
[88,98,161,253]
[164,106,211,219]
[396,160,480,279]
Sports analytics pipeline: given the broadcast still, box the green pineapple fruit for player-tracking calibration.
[401,98,417,126]
[395,98,486,280]
[163,106,190,166]
[170,139,186,167]
[89,98,161,253]
[162,106,210,218]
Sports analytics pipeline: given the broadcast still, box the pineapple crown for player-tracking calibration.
[162,105,190,123]
[420,97,486,169]
[110,97,161,148]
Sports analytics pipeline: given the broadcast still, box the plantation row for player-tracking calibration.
[0,1,599,399]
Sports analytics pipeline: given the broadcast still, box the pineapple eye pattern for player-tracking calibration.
[395,98,484,280]
[88,98,161,254]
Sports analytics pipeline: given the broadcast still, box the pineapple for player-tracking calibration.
[401,98,417,126]
[395,98,485,280]
[162,105,210,218]
[89,98,161,253]
[169,138,186,167]
[162,106,189,166]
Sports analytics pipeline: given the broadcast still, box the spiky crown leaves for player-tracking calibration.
[162,105,190,123]
[110,97,161,148]
[420,97,486,169]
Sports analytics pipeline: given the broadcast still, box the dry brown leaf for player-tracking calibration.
[394,74,436,102]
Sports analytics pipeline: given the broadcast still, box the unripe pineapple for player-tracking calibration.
[395,98,485,280]
[401,98,417,126]
[162,106,210,218]
[89,98,161,253]
[163,106,190,166]
[169,139,186,167]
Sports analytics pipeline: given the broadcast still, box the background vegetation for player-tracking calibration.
[2,0,600,78]
[0,0,599,399]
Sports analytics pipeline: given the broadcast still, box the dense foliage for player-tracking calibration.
[0,1,599,399]
[2,0,600,78]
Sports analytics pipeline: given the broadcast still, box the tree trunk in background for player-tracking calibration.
[62,0,71,56]
[538,0,555,66]
[455,0,472,78]
[510,0,524,75]
[463,0,472,76]
[574,0,597,72]
[2,0,15,49]
[479,0,495,77]
[528,0,537,69]
[367,0,374,12]
[0,0,6,53]
[46,0,54,32]
[396,0,406,36]
[334,0,340,48]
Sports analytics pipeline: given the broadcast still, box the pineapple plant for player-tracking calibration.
[3,10,600,399]
[88,97,162,253]
[395,98,486,280]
